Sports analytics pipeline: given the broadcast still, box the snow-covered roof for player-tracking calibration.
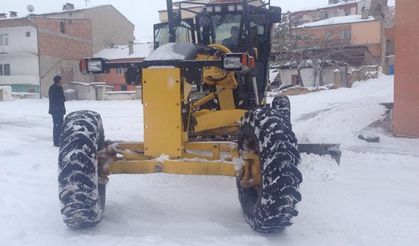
[298,15,375,28]
[293,0,362,13]
[94,43,153,60]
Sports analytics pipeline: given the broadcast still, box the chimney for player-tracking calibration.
[9,11,17,18]
[128,41,134,55]
[62,3,75,11]
[361,7,369,19]
[0,13,7,19]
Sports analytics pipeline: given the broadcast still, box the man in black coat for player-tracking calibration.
[49,75,66,147]
[222,26,240,52]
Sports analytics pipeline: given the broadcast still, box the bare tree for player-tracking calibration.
[272,12,313,87]
[272,13,355,87]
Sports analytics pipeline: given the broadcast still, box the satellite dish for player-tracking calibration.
[27,4,35,13]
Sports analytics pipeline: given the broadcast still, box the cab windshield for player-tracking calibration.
[154,21,192,48]
[211,13,242,45]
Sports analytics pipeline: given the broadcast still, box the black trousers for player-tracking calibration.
[52,113,64,146]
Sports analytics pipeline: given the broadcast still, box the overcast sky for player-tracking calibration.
[0,0,349,41]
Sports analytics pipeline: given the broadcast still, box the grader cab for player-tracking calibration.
[58,0,329,233]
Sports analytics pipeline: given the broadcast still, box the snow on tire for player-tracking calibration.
[58,110,106,229]
[237,99,302,233]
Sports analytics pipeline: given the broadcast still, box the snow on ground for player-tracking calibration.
[1,74,418,245]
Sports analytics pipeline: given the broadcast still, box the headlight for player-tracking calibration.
[79,58,109,74]
[214,6,222,12]
[228,5,235,12]
[223,55,242,71]
[223,53,255,72]
[88,60,104,73]
[236,5,243,11]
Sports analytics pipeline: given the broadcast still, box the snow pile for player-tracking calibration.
[94,43,153,60]
[1,74,419,245]
[145,43,186,61]
[298,15,375,28]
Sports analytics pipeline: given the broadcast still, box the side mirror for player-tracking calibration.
[270,6,282,23]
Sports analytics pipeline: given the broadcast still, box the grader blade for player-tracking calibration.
[298,144,342,164]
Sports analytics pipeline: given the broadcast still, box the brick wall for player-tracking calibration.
[298,24,352,47]
[0,18,31,28]
[293,2,359,25]
[31,17,93,59]
[297,20,382,62]
[393,0,419,137]
[95,58,142,91]
[31,17,93,97]
[0,16,94,97]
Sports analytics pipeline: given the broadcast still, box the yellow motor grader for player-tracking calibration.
[58,0,339,232]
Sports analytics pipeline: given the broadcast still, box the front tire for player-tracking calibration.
[58,110,106,228]
[237,103,302,233]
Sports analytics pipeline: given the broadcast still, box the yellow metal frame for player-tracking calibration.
[102,49,262,186]
[193,109,246,133]
[104,141,241,177]
[143,68,183,157]
[101,141,261,190]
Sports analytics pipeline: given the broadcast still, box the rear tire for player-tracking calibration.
[58,110,106,229]
[237,103,302,233]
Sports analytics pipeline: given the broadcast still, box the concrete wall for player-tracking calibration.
[0,17,93,97]
[71,82,139,100]
[298,19,382,60]
[0,86,12,101]
[45,5,135,53]
[279,68,336,87]
[31,17,93,97]
[0,25,40,93]
[40,57,91,98]
[393,0,419,137]
[0,53,40,88]
[299,24,352,47]
[0,25,38,53]
[95,68,137,91]
[351,21,381,45]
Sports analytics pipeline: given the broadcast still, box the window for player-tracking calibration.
[60,21,65,33]
[26,31,31,37]
[325,31,333,41]
[154,20,192,48]
[211,14,242,45]
[0,33,9,46]
[340,30,351,40]
[4,64,10,76]
[116,67,125,74]
[0,64,11,76]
